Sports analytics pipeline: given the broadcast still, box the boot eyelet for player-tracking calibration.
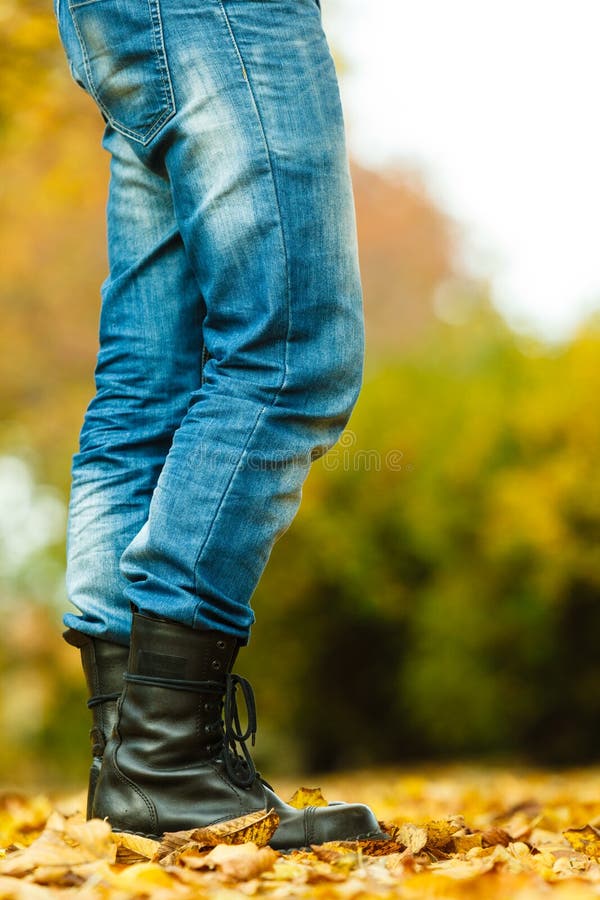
[216,640,226,650]
[204,724,213,734]
[203,702,212,712]
[211,659,221,671]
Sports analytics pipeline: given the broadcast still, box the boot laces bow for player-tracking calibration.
[223,673,257,788]
[123,670,265,790]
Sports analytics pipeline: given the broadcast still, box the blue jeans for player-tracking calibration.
[54,0,364,647]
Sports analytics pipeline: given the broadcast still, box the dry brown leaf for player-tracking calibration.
[182,841,279,881]
[111,831,161,864]
[310,842,359,875]
[0,813,115,878]
[453,832,484,853]
[564,824,600,859]
[287,788,329,810]
[481,825,513,847]
[395,822,428,855]
[429,843,515,880]
[354,838,406,856]
[426,816,465,849]
[157,807,279,862]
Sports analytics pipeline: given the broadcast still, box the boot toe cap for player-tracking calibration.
[309,802,388,844]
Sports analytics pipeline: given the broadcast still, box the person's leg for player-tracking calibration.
[114,0,365,641]
[58,0,362,652]
[60,126,207,813]
[56,0,381,845]
[63,128,206,646]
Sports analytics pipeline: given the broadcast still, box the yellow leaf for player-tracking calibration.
[397,823,428,855]
[111,831,160,864]
[287,788,329,810]
[114,861,175,889]
[157,808,280,863]
[310,842,359,874]
[564,824,600,859]
[452,833,483,853]
[182,842,279,881]
[0,794,51,849]
[426,816,465,849]
[0,813,115,878]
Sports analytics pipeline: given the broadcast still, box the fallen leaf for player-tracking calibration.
[0,813,115,878]
[452,832,484,853]
[111,831,160,864]
[310,842,359,874]
[395,822,428,855]
[287,788,329,810]
[564,824,600,859]
[113,860,177,890]
[0,795,51,850]
[183,841,279,881]
[426,816,465,849]
[157,807,279,862]
[481,825,513,847]
[354,838,405,856]
[0,874,56,898]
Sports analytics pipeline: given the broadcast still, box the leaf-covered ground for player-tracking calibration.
[3,765,600,898]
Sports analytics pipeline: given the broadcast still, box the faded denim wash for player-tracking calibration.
[53,0,364,646]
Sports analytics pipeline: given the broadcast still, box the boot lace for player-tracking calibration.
[123,671,271,791]
[223,673,257,788]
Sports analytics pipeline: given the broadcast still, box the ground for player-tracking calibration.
[3,764,600,898]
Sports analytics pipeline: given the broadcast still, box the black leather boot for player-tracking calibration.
[92,610,388,849]
[63,628,129,819]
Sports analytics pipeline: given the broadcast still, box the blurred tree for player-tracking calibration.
[353,162,460,352]
[0,0,460,488]
[239,311,600,772]
[1,0,599,785]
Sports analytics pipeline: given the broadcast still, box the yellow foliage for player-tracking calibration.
[4,768,600,897]
[287,787,329,809]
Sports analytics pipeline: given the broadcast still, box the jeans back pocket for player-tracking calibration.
[68,0,176,145]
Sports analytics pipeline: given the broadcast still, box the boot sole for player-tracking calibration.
[110,825,390,851]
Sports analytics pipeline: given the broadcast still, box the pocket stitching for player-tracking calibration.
[68,0,176,145]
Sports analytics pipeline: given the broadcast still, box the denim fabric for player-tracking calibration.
[54,0,364,646]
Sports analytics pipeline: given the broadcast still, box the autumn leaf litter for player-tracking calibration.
[3,768,600,898]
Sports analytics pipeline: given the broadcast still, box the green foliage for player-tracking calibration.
[1,1,599,782]
[1,299,599,784]
[238,308,600,772]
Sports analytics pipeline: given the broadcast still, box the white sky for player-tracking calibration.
[325,0,600,343]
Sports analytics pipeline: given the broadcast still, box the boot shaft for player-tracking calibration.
[92,611,266,834]
[63,628,129,818]
[116,612,240,767]
[63,628,129,747]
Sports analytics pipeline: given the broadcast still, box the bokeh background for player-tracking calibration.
[1,0,599,789]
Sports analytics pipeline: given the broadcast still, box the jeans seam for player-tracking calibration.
[147,0,177,127]
[215,0,292,396]
[190,3,298,626]
[191,404,266,619]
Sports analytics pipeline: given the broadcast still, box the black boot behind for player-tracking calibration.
[63,628,129,819]
[93,610,388,848]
